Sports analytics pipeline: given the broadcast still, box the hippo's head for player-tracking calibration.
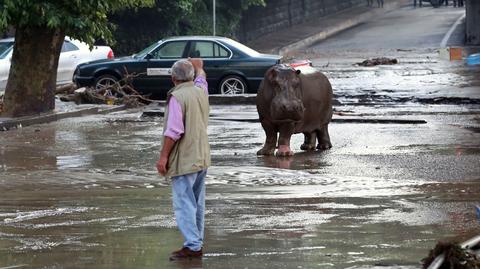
[265,64,305,122]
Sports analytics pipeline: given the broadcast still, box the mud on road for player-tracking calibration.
[0,48,479,269]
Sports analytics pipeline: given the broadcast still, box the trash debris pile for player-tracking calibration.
[56,72,154,108]
[357,57,398,66]
[467,53,480,66]
[422,239,480,269]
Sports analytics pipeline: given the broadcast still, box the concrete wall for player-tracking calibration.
[466,0,480,45]
[238,0,366,42]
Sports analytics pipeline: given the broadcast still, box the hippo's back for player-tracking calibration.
[295,66,333,132]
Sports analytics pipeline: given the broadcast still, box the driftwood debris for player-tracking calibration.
[423,240,480,269]
[57,69,157,108]
[58,86,149,108]
[357,57,398,67]
[55,83,77,95]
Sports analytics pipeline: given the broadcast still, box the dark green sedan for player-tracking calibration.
[73,36,282,99]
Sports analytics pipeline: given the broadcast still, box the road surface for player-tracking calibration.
[310,5,466,50]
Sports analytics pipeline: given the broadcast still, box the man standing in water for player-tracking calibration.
[156,58,210,260]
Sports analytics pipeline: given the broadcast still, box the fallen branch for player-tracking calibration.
[357,57,398,66]
[55,83,77,94]
[57,67,162,107]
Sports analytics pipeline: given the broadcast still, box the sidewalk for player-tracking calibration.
[0,100,126,131]
[247,0,410,54]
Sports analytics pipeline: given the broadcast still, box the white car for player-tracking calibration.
[0,37,114,92]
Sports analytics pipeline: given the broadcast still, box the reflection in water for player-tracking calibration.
[55,130,93,169]
[0,128,57,171]
[172,258,203,269]
[261,155,294,169]
[0,127,95,171]
[259,151,330,170]
[56,154,93,169]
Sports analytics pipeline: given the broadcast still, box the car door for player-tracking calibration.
[0,52,12,91]
[143,40,189,97]
[57,40,80,85]
[0,58,10,91]
[0,42,14,91]
[187,40,231,93]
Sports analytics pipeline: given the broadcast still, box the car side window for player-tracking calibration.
[189,41,230,58]
[214,43,229,58]
[153,41,187,59]
[0,41,14,59]
[231,52,242,59]
[62,41,79,52]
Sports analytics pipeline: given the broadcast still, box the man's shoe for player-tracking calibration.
[169,247,203,260]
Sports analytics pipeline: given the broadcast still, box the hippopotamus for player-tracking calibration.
[256,64,333,156]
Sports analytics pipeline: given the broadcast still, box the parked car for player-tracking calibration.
[73,36,282,98]
[419,0,444,7]
[0,37,114,92]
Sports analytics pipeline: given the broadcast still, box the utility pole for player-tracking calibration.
[213,0,216,36]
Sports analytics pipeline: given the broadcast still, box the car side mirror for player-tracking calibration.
[145,53,153,60]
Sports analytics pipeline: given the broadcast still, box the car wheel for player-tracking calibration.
[94,74,120,97]
[219,75,247,95]
[430,0,441,7]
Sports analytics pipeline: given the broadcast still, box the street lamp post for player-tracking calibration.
[213,0,216,36]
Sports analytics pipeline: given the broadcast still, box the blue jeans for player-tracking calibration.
[171,169,206,251]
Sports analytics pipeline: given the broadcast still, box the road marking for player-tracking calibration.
[0,265,29,269]
[440,13,465,48]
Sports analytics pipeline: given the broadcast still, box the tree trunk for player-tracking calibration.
[2,26,64,117]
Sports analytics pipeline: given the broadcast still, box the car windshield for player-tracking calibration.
[0,41,14,59]
[221,38,261,57]
[133,41,161,58]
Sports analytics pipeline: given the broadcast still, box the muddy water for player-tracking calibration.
[1,50,480,268]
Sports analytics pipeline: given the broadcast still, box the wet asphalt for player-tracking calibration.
[1,5,480,269]
[0,47,478,268]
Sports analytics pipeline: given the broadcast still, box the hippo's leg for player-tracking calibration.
[276,123,295,157]
[257,122,278,156]
[316,124,332,150]
[300,132,317,151]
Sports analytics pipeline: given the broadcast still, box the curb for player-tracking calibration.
[0,105,127,131]
[279,0,409,55]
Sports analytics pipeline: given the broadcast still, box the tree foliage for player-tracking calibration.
[0,0,154,46]
[190,0,267,36]
[0,0,153,117]
[111,0,266,55]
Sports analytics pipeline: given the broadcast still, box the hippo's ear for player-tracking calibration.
[295,69,301,75]
[267,68,277,81]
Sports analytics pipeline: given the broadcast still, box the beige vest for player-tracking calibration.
[163,81,210,177]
